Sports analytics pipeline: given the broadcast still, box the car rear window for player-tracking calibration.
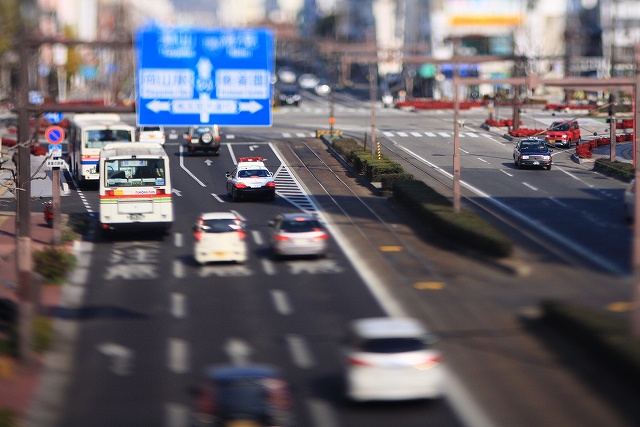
[359,338,428,353]
[142,126,161,132]
[238,169,269,178]
[280,219,322,232]
[201,219,240,233]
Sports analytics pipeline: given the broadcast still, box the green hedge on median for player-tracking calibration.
[330,136,513,257]
[392,179,513,257]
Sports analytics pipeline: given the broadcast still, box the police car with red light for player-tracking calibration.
[225,157,276,201]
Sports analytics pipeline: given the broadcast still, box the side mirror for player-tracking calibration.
[225,172,230,178]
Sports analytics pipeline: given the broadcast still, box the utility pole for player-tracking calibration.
[369,63,377,156]
[452,38,461,214]
[16,26,34,365]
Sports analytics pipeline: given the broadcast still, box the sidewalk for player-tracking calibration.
[0,212,61,423]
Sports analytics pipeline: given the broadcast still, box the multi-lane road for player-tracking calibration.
[24,90,639,427]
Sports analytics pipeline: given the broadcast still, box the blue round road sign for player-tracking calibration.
[45,125,65,144]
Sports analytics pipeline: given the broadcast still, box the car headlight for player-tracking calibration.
[561,135,567,138]
[542,155,550,160]
[521,155,529,159]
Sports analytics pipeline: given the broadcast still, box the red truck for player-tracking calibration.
[544,120,581,148]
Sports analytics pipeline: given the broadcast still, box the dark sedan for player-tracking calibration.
[276,86,301,106]
[513,138,553,170]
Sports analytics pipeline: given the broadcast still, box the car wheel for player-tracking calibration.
[267,192,276,201]
[231,189,239,202]
[546,164,552,170]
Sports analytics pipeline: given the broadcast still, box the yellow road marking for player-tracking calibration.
[414,281,445,290]
[379,245,403,252]
[606,301,635,312]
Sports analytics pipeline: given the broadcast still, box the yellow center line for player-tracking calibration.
[379,245,403,252]
[414,281,446,290]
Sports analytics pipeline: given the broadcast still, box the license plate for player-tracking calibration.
[532,161,540,165]
[548,140,555,143]
[129,213,143,220]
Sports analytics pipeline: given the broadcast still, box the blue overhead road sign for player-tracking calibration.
[135,27,274,127]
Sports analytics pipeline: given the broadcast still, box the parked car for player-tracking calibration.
[192,364,292,427]
[138,126,165,145]
[187,125,221,155]
[513,138,553,170]
[269,213,329,258]
[193,212,248,264]
[343,317,445,402]
[226,157,276,201]
[544,120,580,148]
[625,179,635,222]
[276,85,301,106]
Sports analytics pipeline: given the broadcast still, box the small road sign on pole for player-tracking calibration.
[45,125,65,144]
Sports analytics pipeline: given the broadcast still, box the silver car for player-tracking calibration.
[269,213,329,258]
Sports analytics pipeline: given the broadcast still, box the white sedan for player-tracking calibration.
[193,212,248,264]
[343,317,445,402]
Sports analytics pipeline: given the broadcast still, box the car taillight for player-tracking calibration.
[194,231,202,242]
[313,232,329,241]
[415,355,443,369]
[266,182,276,188]
[274,234,290,242]
[156,188,165,195]
[234,182,248,189]
[348,356,372,366]
[105,190,114,196]
[237,230,247,239]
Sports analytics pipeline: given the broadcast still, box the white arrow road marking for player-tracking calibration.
[224,338,252,365]
[285,334,314,369]
[271,289,293,315]
[168,338,190,373]
[172,188,182,196]
[164,402,191,427]
[170,292,187,318]
[307,399,341,427]
[211,193,225,203]
[97,342,134,375]
[205,159,213,166]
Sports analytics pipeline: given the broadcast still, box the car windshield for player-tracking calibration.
[552,123,569,131]
[522,143,546,151]
[238,169,269,178]
[201,219,240,233]
[280,219,322,232]
[359,338,428,353]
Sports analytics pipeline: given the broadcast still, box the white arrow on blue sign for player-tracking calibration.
[135,27,275,127]
[44,112,64,124]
